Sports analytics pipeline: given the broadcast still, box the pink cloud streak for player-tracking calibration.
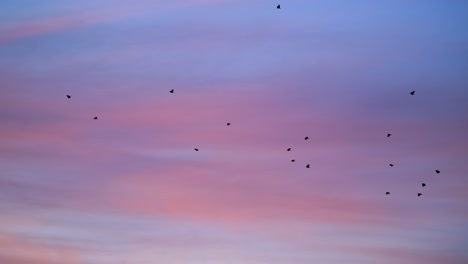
[0,0,233,44]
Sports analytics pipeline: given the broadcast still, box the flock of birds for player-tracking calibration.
[63,5,441,199]
[385,90,441,197]
[65,88,440,198]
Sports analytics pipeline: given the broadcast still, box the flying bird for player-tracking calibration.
[386,192,390,195]
[169,89,174,93]
[410,91,415,95]
[306,164,310,168]
[291,159,295,162]
[387,133,391,138]
[277,4,281,9]
[418,193,422,197]
[66,95,71,99]
[422,183,426,187]
[194,148,199,151]
[93,116,98,120]
[305,136,309,140]
[287,148,291,151]
[389,164,394,167]
[227,123,231,126]
[435,170,440,174]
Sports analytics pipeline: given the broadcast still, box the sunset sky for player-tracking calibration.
[1,1,468,263]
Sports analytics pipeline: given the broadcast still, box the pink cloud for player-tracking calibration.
[0,0,234,44]
[91,163,390,229]
[0,232,83,264]
[0,10,131,44]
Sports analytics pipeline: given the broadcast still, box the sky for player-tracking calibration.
[0,0,468,263]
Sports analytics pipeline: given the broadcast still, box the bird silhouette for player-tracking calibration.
[418,193,422,197]
[410,91,415,95]
[170,89,174,93]
[291,159,295,162]
[93,116,98,120]
[305,136,309,140]
[387,133,391,138]
[287,148,291,151]
[435,170,440,174]
[306,164,310,168]
[194,148,199,151]
[66,95,71,99]
[422,183,426,187]
[386,192,390,195]
[277,4,281,9]
[389,164,394,167]
[227,123,231,126]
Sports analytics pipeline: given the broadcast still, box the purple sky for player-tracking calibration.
[1,1,468,263]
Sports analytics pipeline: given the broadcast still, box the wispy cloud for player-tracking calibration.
[0,0,233,44]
